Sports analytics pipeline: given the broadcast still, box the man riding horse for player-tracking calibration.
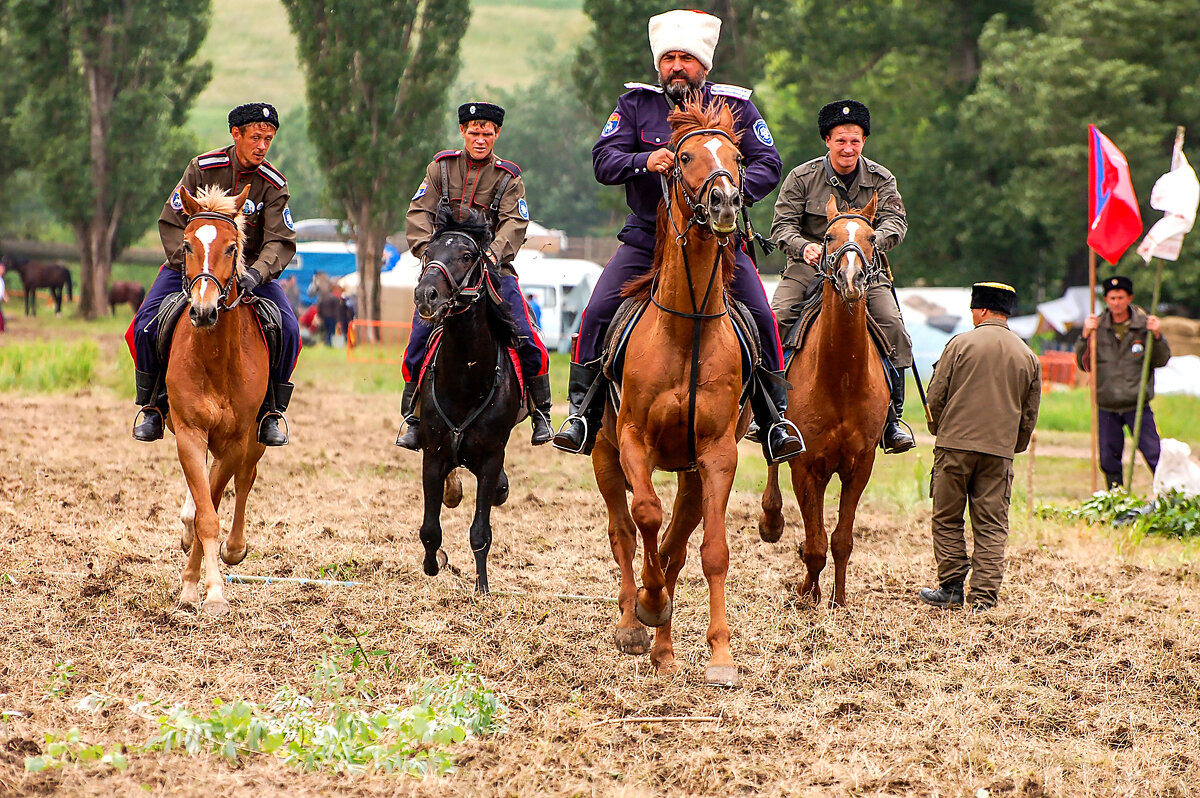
[770,100,915,454]
[129,102,301,446]
[552,9,804,464]
[396,101,553,450]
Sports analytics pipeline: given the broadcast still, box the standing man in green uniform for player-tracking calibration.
[770,99,914,453]
[919,283,1041,611]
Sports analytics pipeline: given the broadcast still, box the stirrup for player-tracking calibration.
[552,414,590,454]
[132,406,165,441]
[764,418,805,463]
[882,417,915,454]
[257,411,290,446]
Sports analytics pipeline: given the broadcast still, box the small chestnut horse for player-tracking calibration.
[758,195,890,607]
[166,185,269,615]
[594,99,749,686]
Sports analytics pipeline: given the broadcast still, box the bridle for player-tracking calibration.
[661,127,744,240]
[182,211,254,312]
[419,230,488,317]
[818,212,884,287]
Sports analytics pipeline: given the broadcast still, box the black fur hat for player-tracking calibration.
[458,102,505,128]
[228,103,279,130]
[819,99,870,138]
[970,282,1017,316]
[1103,275,1134,295]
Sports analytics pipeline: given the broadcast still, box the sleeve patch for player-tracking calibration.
[170,187,183,211]
[283,207,294,230]
[412,180,428,201]
[753,119,774,146]
[518,198,529,220]
[886,197,906,215]
[601,111,621,138]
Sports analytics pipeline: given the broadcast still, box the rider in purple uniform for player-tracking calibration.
[552,9,803,463]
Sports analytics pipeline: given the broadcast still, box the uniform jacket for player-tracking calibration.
[1074,305,1171,412]
[770,154,907,284]
[159,145,296,281]
[592,81,782,252]
[406,150,527,272]
[927,318,1042,459]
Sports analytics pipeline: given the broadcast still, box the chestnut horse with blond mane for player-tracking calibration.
[758,195,890,607]
[593,99,751,687]
[166,185,270,615]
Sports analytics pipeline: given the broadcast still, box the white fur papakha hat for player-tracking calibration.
[649,10,721,72]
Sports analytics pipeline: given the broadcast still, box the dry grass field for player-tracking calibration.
[2,319,1199,796]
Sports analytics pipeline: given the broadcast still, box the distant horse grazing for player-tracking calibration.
[0,253,73,316]
[165,184,269,615]
[412,205,523,594]
[758,194,890,607]
[107,281,146,315]
[593,99,750,686]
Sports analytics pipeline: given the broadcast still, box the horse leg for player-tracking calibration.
[593,436,650,655]
[698,446,740,687]
[830,458,875,608]
[794,469,829,605]
[175,430,230,614]
[178,487,201,604]
[650,471,703,675]
[468,454,506,595]
[53,287,62,316]
[620,432,669,628]
[222,455,261,567]
[419,453,453,578]
[758,463,785,543]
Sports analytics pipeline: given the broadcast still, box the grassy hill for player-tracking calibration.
[188,0,587,146]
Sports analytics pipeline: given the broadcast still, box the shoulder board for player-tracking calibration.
[623,81,663,94]
[434,149,462,161]
[861,157,894,180]
[257,161,287,189]
[197,150,230,170]
[494,158,521,177]
[709,83,753,101]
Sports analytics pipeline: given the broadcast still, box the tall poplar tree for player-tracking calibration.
[7,0,210,318]
[282,0,471,325]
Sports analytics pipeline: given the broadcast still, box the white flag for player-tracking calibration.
[1137,138,1200,263]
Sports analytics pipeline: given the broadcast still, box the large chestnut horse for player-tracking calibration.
[758,195,890,607]
[594,99,750,686]
[166,185,269,615]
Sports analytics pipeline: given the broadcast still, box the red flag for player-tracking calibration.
[1088,125,1142,264]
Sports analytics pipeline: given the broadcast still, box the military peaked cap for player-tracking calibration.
[819,99,870,138]
[229,102,280,130]
[970,282,1018,316]
[459,102,505,128]
[1103,275,1134,295]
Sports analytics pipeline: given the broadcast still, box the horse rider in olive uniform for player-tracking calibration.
[919,283,1041,612]
[552,9,804,464]
[129,102,301,446]
[395,101,554,450]
[770,99,915,453]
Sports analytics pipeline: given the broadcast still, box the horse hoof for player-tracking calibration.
[179,584,200,605]
[475,579,489,595]
[634,588,672,628]
[705,665,741,688]
[202,600,230,617]
[493,470,509,506]
[436,548,449,570]
[220,541,248,566]
[653,657,681,676]
[758,515,784,544]
[423,555,440,577]
[614,626,651,655]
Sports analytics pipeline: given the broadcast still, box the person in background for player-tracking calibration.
[526,292,543,329]
[0,260,7,333]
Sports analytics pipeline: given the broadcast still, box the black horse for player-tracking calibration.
[412,206,524,594]
[0,253,73,316]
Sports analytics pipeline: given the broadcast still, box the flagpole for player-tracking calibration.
[1125,125,1185,490]
[1088,247,1099,493]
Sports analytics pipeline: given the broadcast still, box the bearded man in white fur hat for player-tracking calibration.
[554,9,805,464]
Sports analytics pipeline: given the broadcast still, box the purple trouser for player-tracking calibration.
[1099,406,1161,475]
[573,240,783,370]
[402,271,549,383]
[131,265,300,383]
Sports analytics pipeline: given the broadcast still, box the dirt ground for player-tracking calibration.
[2,371,1200,796]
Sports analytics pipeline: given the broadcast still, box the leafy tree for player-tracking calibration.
[282,0,471,324]
[6,0,210,318]
[267,106,332,223]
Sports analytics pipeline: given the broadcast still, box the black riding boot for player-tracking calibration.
[751,368,805,464]
[132,369,166,442]
[552,362,605,455]
[395,380,421,451]
[1104,471,1124,490]
[527,374,554,446]
[257,381,293,446]
[882,364,916,454]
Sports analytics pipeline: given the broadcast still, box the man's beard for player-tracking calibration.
[660,72,705,104]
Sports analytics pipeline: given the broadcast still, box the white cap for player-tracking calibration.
[649,10,720,73]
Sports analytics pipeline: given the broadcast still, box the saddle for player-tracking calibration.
[601,294,760,412]
[415,327,526,403]
[154,290,284,374]
[779,280,892,369]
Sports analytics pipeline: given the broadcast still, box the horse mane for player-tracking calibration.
[190,185,248,278]
[623,97,741,301]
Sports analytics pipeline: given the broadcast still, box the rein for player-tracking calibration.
[419,231,487,316]
[181,211,255,312]
[817,212,884,288]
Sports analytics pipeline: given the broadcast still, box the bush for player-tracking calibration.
[0,339,98,392]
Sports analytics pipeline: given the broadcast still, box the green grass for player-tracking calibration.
[0,339,100,392]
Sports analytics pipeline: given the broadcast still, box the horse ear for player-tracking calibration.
[825,194,840,220]
[180,188,201,217]
[233,185,252,216]
[862,193,877,224]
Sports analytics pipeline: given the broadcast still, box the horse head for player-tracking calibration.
[180,185,251,328]
[822,193,879,304]
[668,98,743,235]
[415,204,494,324]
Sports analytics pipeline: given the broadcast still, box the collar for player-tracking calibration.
[975,318,1010,330]
[825,155,860,185]
[465,152,496,167]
